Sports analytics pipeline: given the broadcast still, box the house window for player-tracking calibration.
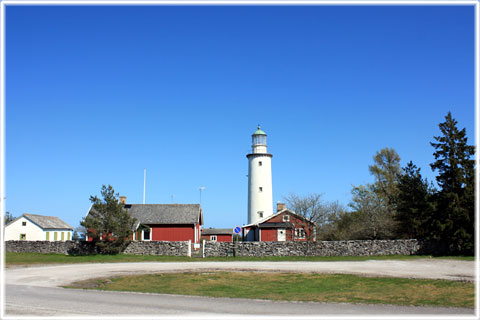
[210,235,217,241]
[295,228,306,239]
[259,187,263,192]
[54,232,58,241]
[67,232,71,240]
[46,232,50,241]
[143,229,151,241]
[258,211,263,218]
[61,232,65,241]
[22,221,26,226]
[258,161,262,166]
[19,234,26,240]
[283,215,290,222]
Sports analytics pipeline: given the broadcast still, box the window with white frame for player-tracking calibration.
[210,235,217,241]
[283,215,290,222]
[258,211,263,218]
[258,161,262,166]
[259,187,263,192]
[22,221,26,226]
[295,228,306,239]
[143,228,151,241]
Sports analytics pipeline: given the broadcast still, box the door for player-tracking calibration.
[277,229,286,241]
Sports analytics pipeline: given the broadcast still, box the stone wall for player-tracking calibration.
[5,240,80,254]
[203,239,444,257]
[5,240,191,256]
[123,241,190,256]
[5,239,444,257]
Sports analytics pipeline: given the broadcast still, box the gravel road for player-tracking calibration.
[4,259,477,318]
[5,259,475,287]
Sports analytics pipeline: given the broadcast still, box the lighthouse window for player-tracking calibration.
[258,211,263,218]
[258,161,262,166]
[259,187,263,192]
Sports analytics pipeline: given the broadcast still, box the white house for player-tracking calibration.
[4,213,73,241]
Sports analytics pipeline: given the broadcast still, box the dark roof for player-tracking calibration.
[122,204,203,225]
[258,222,292,228]
[202,228,234,235]
[22,213,73,230]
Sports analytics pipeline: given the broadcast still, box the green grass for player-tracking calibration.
[5,252,474,266]
[65,271,475,308]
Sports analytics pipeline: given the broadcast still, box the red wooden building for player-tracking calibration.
[242,207,316,242]
[200,228,234,242]
[86,201,203,244]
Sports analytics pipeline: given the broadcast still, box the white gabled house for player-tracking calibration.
[4,213,73,241]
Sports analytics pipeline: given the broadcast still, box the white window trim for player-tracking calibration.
[210,235,217,241]
[283,215,290,222]
[295,228,306,239]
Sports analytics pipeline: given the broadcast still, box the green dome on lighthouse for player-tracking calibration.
[253,125,266,135]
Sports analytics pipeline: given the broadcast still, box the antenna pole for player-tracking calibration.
[143,168,146,204]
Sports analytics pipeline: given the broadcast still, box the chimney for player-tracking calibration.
[119,196,127,204]
[277,202,286,212]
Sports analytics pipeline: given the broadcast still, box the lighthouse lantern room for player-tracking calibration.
[247,125,273,225]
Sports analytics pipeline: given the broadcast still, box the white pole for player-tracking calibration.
[143,168,146,204]
[199,186,206,205]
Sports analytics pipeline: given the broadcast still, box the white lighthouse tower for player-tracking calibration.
[247,125,273,224]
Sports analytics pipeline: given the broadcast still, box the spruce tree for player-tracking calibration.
[395,161,434,239]
[430,112,475,254]
[81,185,137,254]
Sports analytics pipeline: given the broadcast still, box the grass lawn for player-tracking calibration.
[5,252,474,265]
[65,271,475,308]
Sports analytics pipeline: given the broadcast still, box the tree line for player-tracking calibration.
[284,112,475,255]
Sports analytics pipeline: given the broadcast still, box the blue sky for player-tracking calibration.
[5,5,475,229]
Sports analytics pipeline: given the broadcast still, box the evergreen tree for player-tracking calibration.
[430,112,475,254]
[80,185,137,254]
[395,161,435,239]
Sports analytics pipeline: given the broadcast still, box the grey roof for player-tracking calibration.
[202,228,234,235]
[22,213,73,230]
[122,204,203,225]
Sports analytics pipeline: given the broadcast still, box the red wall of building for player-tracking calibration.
[200,234,232,242]
[150,224,195,242]
[260,229,276,241]
[216,234,233,242]
[260,228,297,241]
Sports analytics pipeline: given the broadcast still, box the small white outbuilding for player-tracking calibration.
[4,213,73,241]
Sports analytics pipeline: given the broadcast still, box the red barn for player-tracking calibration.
[200,228,234,242]
[242,208,316,242]
[86,202,203,244]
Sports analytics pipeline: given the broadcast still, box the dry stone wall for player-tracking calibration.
[203,239,444,257]
[6,239,444,257]
[123,241,189,256]
[5,240,80,254]
[5,240,190,256]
